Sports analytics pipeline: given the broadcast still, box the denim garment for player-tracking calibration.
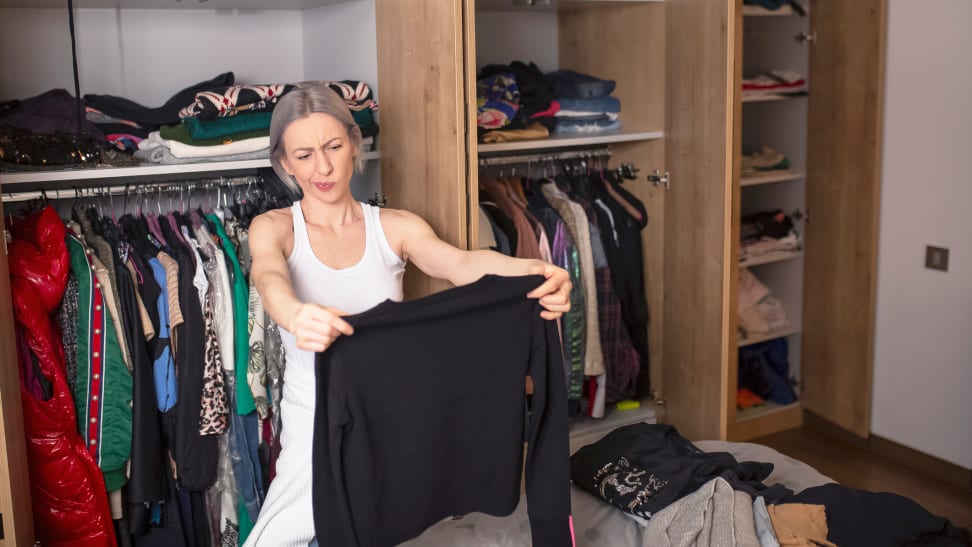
[555,95,621,114]
[545,69,616,99]
[553,117,622,136]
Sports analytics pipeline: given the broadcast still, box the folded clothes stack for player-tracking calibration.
[738,267,791,338]
[134,77,378,165]
[0,74,380,169]
[742,69,807,99]
[477,60,557,143]
[475,63,624,143]
[0,89,138,168]
[741,145,790,177]
[740,209,801,262]
[546,69,622,137]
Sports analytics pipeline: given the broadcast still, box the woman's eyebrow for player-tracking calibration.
[294,137,343,152]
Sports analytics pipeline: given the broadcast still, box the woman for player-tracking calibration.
[244,85,571,546]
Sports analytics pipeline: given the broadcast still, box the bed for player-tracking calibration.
[405,439,835,547]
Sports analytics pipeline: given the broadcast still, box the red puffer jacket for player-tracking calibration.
[8,206,115,547]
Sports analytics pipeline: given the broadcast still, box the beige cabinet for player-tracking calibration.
[728,0,888,441]
[377,0,739,441]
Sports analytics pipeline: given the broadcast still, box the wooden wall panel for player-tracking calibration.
[661,0,736,440]
[375,0,469,299]
[802,0,887,437]
[0,198,35,546]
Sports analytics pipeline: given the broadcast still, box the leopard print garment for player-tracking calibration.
[200,289,229,435]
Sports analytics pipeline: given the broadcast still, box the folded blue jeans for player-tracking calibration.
[545,69,616,99]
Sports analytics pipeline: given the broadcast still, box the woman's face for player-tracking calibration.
[279,112,358,202]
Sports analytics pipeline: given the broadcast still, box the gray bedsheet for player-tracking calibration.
[404,440,834,547]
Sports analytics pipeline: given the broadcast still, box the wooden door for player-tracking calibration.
[375,0,472,299]
[802,0,887,437]
[0,197,35,546]
[661,0,738,440]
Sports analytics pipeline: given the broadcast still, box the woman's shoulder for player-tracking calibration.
[377,207,425,227]
[250,205,295,239]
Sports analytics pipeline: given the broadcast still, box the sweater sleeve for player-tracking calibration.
[312,354,360,546]
[524,313,575,547]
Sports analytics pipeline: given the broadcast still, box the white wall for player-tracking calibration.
[0,8,305,105]
[302,1,378,96]
[301,1,381,202]
[871,0,972,468]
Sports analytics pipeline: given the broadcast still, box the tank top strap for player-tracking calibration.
[288,201,310,263]
[361,202,405,266]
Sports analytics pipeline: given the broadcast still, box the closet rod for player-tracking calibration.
[2,175,261,204]
[478,145,612,167]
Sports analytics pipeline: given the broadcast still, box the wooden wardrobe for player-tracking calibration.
[375,0,887,444]
[728,0,887,441]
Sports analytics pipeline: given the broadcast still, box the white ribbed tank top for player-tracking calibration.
[245,201,405,547]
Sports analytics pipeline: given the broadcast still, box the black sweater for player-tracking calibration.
[312,275,573,546]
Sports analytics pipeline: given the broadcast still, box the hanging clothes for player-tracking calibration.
[8,205,117,546]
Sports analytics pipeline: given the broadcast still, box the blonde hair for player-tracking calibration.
[269,85,364,194]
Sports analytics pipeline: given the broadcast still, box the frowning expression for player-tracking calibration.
[279,112,358,202]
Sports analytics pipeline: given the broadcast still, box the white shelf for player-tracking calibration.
[0,0,351,9]
[568,399,659,454]
[739,326,801,348]
[739,250,803,268]
[742,93,805,103]
[740,171,804,187]
[0,150,380,189]
[478,130,663,155]
[477,0,665,12]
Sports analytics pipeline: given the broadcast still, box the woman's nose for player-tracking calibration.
[316,154,333,175]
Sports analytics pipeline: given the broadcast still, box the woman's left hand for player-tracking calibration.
[526,261,572,320]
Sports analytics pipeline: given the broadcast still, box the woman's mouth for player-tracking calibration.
[314,181,336,192]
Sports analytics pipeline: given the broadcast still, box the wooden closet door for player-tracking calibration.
[375,0,472,299]
[0,197,35,545]
[662,0,738,440]
[802,0,887,437]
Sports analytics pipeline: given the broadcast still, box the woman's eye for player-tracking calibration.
[328,145,342,151]
[297,155,310,161]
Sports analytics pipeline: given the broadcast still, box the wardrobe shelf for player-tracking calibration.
[735,401,801,424]
[477,130,663,155]
[742,93,806,103]
[740,171,804,187]
[0,150,380,189]
[0,0,353,9]
[742,4,803,17]
[738,326,801,348]
[739,250,803,268]
[476,0,666,12]
[568,399,661,454]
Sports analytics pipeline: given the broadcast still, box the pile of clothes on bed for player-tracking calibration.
[570,424,972,547]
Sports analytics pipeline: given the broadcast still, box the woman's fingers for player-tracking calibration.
[526,265,570,299]
[293,303,354,351]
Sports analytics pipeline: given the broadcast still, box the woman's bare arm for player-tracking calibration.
[249,210,353,351]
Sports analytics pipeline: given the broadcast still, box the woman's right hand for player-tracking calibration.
[288,302,355,352]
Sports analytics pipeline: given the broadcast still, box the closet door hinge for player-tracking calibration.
[2,228,9,256]
[647,169,670,190]
[795,30,817,45]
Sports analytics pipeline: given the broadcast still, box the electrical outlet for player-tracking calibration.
[925,246,949,272]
